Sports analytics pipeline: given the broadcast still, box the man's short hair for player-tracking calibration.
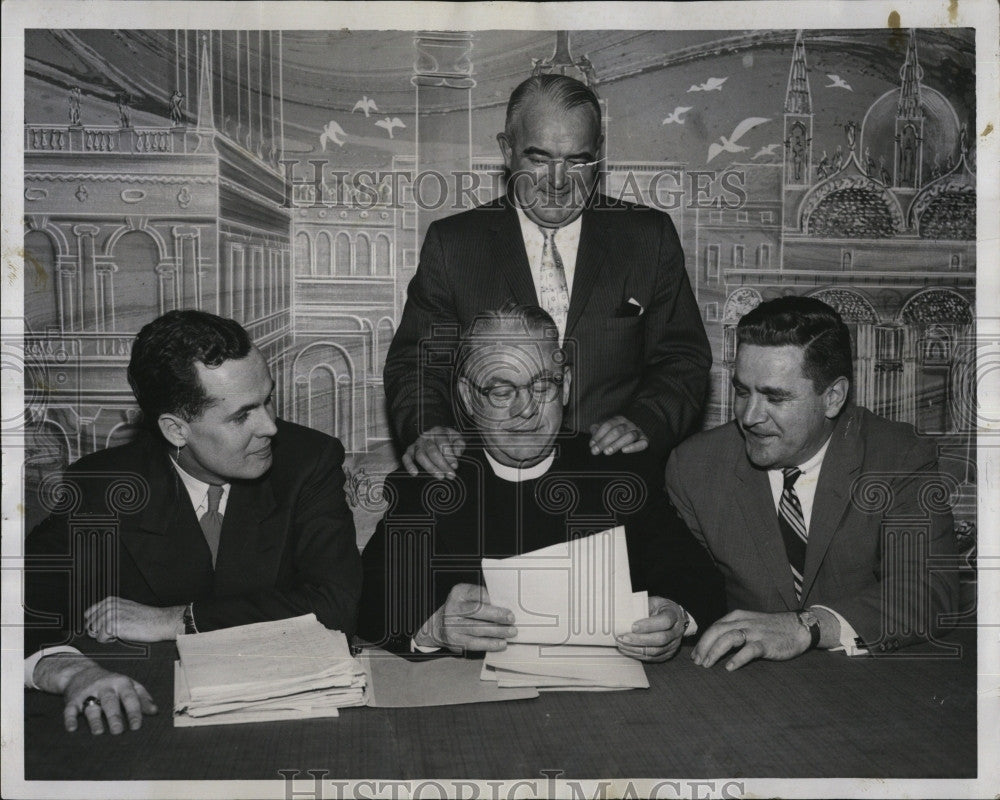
[504,74,602,140]
[128,310,252,424]
[736,296,853,393]
[456,301,561,378]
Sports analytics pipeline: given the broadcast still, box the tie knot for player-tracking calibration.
[539,225,556,243]
[206,484,224,513]
[782,467,801,490]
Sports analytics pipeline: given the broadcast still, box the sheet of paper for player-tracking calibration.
[361,648,538,707]
[482,527,640,646]
[483,643,649,689]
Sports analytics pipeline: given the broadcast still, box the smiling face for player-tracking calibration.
[457,338,571,468]
[498,98,603,228]
[162,347,278,484]
[733,344,847,469]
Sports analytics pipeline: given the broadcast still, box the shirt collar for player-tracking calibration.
[170,455,230,504]
[513,205,583,242]
[484,449,556,483]
[776,434,832,476]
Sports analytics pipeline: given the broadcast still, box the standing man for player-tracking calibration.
[385,74,710,478]
[26,310,361,731]
[666,296,959,671]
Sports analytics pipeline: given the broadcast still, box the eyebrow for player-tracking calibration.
[521,146,596,162]
[225,380,275,420]
[731,377,796,400]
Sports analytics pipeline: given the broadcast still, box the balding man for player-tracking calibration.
[384,74,710,477]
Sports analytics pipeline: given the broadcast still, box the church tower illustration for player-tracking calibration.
[894,28,924,189]
[782,30,813,188]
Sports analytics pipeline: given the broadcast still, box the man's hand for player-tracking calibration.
[589,416,648,456]
[402,426,467,479]
[692,609,812,671]
[615,596,686,662]
[33,653,158,735]
[414,583,517,653]
[84,596,185,643]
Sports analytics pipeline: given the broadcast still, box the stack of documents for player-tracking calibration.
[481,527,649,691]
[174,614,365,726]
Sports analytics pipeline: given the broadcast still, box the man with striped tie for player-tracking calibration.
[665,296,959,670]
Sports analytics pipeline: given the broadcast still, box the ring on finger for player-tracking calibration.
[733,628,748,646]
[82,695,101,709]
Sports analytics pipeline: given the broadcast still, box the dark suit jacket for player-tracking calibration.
[25,419,361,655]
[359,433,726,652]
[665,405,959,652]
[384,195,711,456]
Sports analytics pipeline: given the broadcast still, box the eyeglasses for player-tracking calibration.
[468,373,564,411]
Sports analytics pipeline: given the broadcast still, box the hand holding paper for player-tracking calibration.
[615,596,686,662]
[414,583,518,653]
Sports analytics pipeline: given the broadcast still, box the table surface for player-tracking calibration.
[24,632,977,781]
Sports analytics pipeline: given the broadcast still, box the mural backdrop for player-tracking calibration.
[22,27,976,540]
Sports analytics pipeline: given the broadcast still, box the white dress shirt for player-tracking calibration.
[171,457,231,518]
[766,437,867,656]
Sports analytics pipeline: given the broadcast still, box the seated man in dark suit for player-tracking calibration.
[360,303,725,661]
[665,296,959,671]
[25,310,361,732]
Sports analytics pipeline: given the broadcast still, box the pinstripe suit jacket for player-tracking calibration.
[384,195,711,456]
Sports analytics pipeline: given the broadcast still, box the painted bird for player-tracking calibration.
[352,96,379,117]
[707,117,771,163]
[688,77,727,92]
[751,143,781,160]
[319,120,347,150]
[661,106,693,125]
[825,74,853,91]
[375,116,406,139]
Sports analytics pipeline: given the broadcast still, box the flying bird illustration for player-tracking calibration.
[825,74,853,91]
[688,77,727,92]
[661,106,693,125]
[375,116,406,139]
[319,120,347,150]
[751,143,781,160]
[707,117,771,163]
[352,96,379,117]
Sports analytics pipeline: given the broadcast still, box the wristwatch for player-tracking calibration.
[797,609,821,650]
[183,603,198,635]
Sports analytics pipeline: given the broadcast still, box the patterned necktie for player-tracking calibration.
[199,484,224,568]
[777,467,807,602]
[538,226,570,340]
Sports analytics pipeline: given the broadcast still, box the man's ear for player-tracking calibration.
[561,366,572,407]
[823,376,850,419]
[456,376,474,418]
[158,413,189,448]
[497,131,513,169]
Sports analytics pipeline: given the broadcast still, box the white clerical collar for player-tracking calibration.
[484,449,556,482]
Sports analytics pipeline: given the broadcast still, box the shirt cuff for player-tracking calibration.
[24,646,82,690]
[681,608,698,638]
[811,605,869,656]
[411,638,442,654]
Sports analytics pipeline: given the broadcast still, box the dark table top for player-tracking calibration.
[24,632,977,781]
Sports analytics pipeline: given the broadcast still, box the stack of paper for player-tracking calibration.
[173,614,365,726]
[481,527,649,691]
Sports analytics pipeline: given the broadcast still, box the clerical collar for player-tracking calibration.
[484,449,556,482]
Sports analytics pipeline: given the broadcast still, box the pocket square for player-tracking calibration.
[616,297,644,317]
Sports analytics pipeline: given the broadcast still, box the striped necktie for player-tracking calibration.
[777,467,807,602]
[538,226,570,340]
[199,484,224,568]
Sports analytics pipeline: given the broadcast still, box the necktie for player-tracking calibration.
[199,484,224,567]
[777,467,807,602]
[538,226,570,340]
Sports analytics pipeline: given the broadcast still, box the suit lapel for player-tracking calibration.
[122,446,215,601]
[565,207,609,338]
[213,475,282,595]
[734,446,799,610]
[802,409,864,600]
[488,200,537,306]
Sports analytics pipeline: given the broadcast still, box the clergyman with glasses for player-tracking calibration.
[359,303,725,661]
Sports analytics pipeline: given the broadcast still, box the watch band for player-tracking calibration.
[797,610,821,649]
